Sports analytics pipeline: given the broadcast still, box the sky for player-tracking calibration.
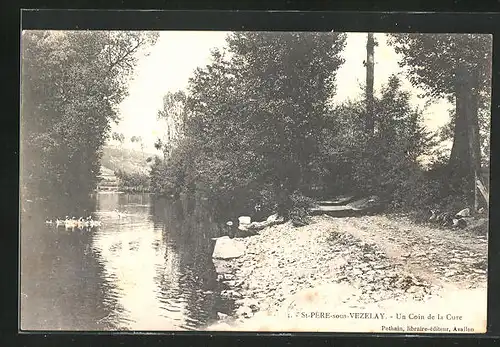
[113,31,453,152]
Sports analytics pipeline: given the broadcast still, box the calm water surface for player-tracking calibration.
[20,192,234,331]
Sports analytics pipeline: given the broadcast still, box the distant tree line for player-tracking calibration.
[114,168,151,193]
[151,32,491,222]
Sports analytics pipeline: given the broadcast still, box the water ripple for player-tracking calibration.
[22,192,226,331]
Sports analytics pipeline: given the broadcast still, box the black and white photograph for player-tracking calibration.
[20,30,491,333]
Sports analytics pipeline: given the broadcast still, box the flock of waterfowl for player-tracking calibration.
[44,209,129,230]
[45,216,102,230]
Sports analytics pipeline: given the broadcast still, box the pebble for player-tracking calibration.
[217,312,229,320]
[444,270,457,277]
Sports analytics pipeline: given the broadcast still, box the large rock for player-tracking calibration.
[239,216,251,225]
[217,312,230,321]
[455,208,471,218]
[266,213,282,223]
[212,236,246,259]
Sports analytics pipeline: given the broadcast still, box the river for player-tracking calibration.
[20,192,235,331]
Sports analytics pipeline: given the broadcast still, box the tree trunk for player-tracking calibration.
[449,64,481,207]
[449,82,470,175]
[466,71,482,210]
[365,33,375,136]
[467,79,482,175]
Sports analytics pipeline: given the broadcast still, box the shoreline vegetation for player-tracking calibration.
[114,169,151,194]
[147,32,491,233]
[21,31,491,223]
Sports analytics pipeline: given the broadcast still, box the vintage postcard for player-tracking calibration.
[20,29,490,333]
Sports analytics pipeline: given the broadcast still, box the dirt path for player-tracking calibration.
[333,214,488,291]
[207,214,488,332]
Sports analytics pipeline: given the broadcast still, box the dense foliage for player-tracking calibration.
[150,32,447,223]
[150,33,491,224]
[319,76,436,209]
[387,33,492,206]
[21,30,491,229]
[156,90,188,157]
[21,31,158,201]
[151,32,347,220]
[114,169,151,193]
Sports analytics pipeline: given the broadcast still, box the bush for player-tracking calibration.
[386,157,473,224]
[283,191,316,227]
[149,156,168,195]
[115,169,151,193]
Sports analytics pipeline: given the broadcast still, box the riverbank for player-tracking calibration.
[206,214,488,332]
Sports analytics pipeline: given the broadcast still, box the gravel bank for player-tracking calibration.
[207,214,488,332]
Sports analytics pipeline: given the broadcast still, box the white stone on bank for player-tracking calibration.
[212,236,246,260]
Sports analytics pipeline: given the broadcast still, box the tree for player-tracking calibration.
[152,31,347,217]
[112,131,126,161]
[112,131,125,146]
[320,76,435,204]
[157,90,188,157]
[364,33,377,135]
[131,135,145,158]
[21,30,158,200]
[371,76,435,195]
[222,32,347,196]
[387,33,492,205]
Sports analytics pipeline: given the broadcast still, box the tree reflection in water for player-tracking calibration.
[21,191,236,331]
[151,195,235,330]
[20,192,121,331]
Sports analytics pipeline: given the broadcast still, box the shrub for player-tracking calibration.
[149,156,165,194]
[285,191,316,227]
[387,157,474,224]
[115,169,150,193]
